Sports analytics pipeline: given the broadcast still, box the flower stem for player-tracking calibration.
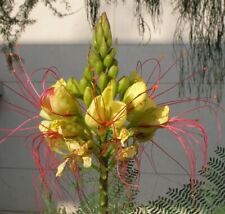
[99,156,109,214]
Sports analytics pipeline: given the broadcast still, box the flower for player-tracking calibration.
[40,79,80,116]
[129,96,169,141]
[85,84,127,131]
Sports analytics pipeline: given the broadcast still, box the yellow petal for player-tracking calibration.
[118,128,133,147]
[123,81,147,111]
[82,156,92,168]
[66,140,80,152]
[39,120,51,133]
[111,101,127,128]
[118,146,136,160]
[102,84,113,110]
[56,158,69,177]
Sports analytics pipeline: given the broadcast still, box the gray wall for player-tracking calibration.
[0,44,224,213]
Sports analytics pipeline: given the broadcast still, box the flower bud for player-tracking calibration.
[94,60,104,75]
[41,79,80,116]
[67,78,82,97]
[98,73,108,92]
[99,37,108,58]
[88,50,101,66]
[80,77,88,93]
[103,54,113,67]
[108,65,118,79]
[108,79,117,98]
[83,86,93,107]
[101,12,111,39]
[96,21,104,47]
[117,77,130,95]
[83,66,93,81]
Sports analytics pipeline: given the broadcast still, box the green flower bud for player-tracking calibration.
[83,86,93,107]
[101,12,111,40]
[98,73,108,92]
[66,78,82,97]
[99,37,108,58]
[88,50,100,66]
[103,54,113,67]
[107,35,112,48]
[92,33,98,50]
[96,21,103,47]
[118,77,130,95]
[94,60,104,75]
[83,66,93,81]
[108,65,118,79]
[109,48,116,58]
[80,77,88,93]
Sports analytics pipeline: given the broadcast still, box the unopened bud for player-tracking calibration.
[67,78,82,97]
[88,50,100,66]
[96,22,103,47]
[99,37,108,58]
[83,86,93,107]
[80,77,88,93]
[108,79,117,97]
[98,73,108,92]
[94,61,104,75]
[84,66,93,81]
[118,77,130,95]
[108,65,118,79]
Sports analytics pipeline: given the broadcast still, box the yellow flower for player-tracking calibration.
[66,140,92,168]
[85,84,127,130]
[130,99,170,141]
[123,81,147,111]
[117,146,137,161]
[39,120,66,154]
[40,79,80,116]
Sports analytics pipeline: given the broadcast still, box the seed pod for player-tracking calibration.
[83,86,93,107]
[88,50,100,66]
[99,37,108,58]
[98,73,108,92]
[83,66,93,81]
[117,77,130,95]
[108,65,118,79]
[94,61,104,75]
[67,78,82,97]
[80,77,88,94]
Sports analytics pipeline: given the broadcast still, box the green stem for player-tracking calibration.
[99,157,109,214]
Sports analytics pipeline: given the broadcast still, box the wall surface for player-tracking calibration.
[0,44,224,213]
[0,1,186,44]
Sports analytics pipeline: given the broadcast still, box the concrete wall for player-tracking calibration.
[0,44,224,213]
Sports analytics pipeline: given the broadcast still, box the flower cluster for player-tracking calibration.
[38,13,170,177]
[39,76,169,176]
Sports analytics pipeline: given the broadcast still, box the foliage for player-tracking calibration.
[0,0,71,49]
[130,146,225,214]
